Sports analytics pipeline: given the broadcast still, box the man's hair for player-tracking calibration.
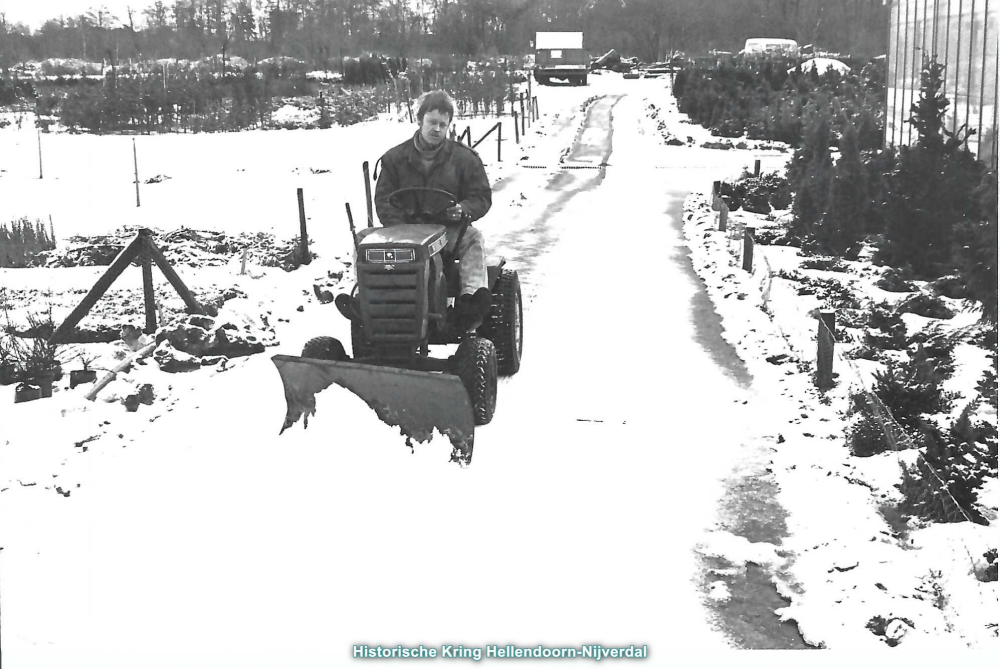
[416,90,455,123]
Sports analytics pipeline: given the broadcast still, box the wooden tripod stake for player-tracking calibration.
[47,229,205,346]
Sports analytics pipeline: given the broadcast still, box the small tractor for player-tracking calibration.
[272,187,523,464]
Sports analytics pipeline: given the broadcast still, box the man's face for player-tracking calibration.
[419,109,451,147]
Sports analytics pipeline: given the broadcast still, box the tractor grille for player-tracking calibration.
[359,265,425,341]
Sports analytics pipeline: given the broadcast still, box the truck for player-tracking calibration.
[532,31,588,86]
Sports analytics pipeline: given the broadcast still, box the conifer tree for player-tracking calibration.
[818,118,868,256]
[882,59,983,275]
[789,96,833,240]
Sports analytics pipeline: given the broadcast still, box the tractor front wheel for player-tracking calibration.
[454,337,497,426]
[301,336,348,361]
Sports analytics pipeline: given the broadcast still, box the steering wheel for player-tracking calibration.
[387,187,457,223]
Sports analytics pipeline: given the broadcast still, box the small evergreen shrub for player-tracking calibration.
[865,302,908,350]
[800,256,849,272]
[928,275,968,299]
[896,409,994,525]
[875,267,916,292]
[872,350,957,430]
[897,293,956,320]
[976,361,997,410]
[848,392,910,456]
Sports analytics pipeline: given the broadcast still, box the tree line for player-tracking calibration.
[0,0,889,70]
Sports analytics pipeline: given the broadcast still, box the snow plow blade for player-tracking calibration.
[272,355,475,464]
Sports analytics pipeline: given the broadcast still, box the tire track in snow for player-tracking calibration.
[485,95,623,306]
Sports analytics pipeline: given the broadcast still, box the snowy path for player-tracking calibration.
[2,79,811,666]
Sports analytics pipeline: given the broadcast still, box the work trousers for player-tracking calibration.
[445,225,487,295]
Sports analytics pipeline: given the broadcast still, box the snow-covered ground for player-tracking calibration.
[1,72,995,668]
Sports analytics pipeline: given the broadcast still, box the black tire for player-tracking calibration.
[351,321,376,360]
[302,336,348,361]
[478,269,523,376]
[454,337,497,426]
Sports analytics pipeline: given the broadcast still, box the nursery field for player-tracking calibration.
[0,71,995,667]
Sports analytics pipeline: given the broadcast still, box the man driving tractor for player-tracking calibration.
[372,90,494,330]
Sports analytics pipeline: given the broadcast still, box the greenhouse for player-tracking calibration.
[886,0,998,166]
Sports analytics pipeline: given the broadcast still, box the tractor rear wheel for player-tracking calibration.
[454,337,497,426]
[351,321,376,360]
[478,269,522,376]
[301,336,348,361]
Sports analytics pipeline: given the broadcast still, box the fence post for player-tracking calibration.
[718,202,728,232]
[816,310,836,390]
[711,180,721,211]
[297,188,310,265]
[133,138,141,207]
[754,159,761,176]
[497,122,502,162]
[37,127,43,179]
[519,94,526,135]
[533,96,538,121]
[743,226,754,272]
[513,111,520,144]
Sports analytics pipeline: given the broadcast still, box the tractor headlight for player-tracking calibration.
[366,248,415,264]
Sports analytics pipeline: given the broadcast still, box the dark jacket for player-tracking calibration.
[374,133,492,227]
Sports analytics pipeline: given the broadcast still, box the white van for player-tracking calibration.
[742,38,799,57]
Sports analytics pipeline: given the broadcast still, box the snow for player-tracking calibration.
[1,71,997,667]
[798,58,853,75]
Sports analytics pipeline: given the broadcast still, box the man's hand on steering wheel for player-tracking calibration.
[444,204,466,222]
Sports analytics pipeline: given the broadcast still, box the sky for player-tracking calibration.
[2,0,152,30]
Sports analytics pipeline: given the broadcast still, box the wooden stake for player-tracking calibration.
[743,226,755,272]
[513,111,520,144]
[297,188,310,265]
[37,127,43,179]
[816,310,836,390]
[142,254,157,333]
[133,138,140,207]
[48,236,146,345]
